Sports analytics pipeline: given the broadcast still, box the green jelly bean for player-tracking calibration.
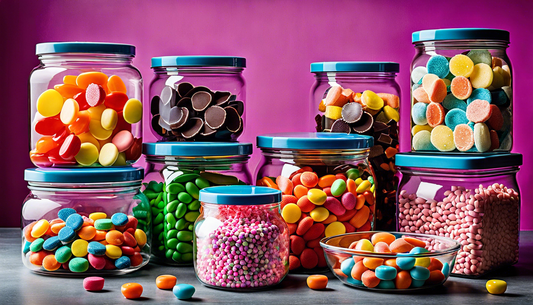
[188,200,200,211]
[166,249,175,259]
[166,213,177,228]
[184,211,200,222]
[154,213,164,224]
[69,257,89,273]
[137,219,147,226]
[173,173,200,183]
[163,191,169,204]
[347,168,360,180]
[177,231,193,242]
[163,205,168,214]
[331,179,347,196]
[167,200,179,213]
[143,189,158,200]
[181,253,193,262]
[167,229,178,240]
[172,251,182,262]
[30,238,44,252]
[155,192,163,204]
[188,224,194,231]
[94,219,113,230]
[175,218,187,230]
[157,200,165,209]
[167,238,179,249]
[178,192,193,204]
[153,182,164,193]
[151,207,162,216]
[167,183,185,194]
[55,246,72,263]
[154,223,164,236]
[185,182,200,199]
[158,231,164,241]
[195,177,210,189]
[176,203,187,219]
[200,172,239,185]
[147,180,159,191]
[177,242,193,253]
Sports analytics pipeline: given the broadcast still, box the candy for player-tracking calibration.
[282,203,302,223]
[411,102,428,125]
[69,257,89,272]
[31,219,50,238]
[444,109,468,131]
[60,99,80,125]
[42,255,61,271]
[426,103,445,128]
[71,239,89,257]
[75,143,99,166]
[375,265,397,281]
[470,63,493,89]
[486,105,503,130]
[173,284,195,300]
[422,74,440,92]
[76,72,108,89]
[453,124,474,151]
[486,280,507,294]
[410,266,430,281]
[100,108,118,130]
[37,89,64,117]
[442,94,467,111]
[430,125,455,151]
[411,66,428,83]
[121,283,143,299]
[83,277,105,291]
[474,122,491,152]
[466,99,492,123]
[310,207,329,222]
[449,54,474,77]
[383,105,399,122]
[307,274,328,290]
[427,79,447,104]
[467,50,492,66]
[413,87,430,104]
[361,90,384,110]
[108,75,127,93]
[85,84,106,107]
[427,55,449,78]
[99,143,119,166]
[325,221,346,237]
[467,88,491,105]
[450,76,472,100]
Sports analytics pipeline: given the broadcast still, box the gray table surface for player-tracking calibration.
[1,228,532,304]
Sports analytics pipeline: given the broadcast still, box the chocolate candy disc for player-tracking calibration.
[351,111,374,134]
[342,102,363,124]
[184,86,211,98]
[170,107,189,130]
[213,91,232,106]
[224,106,242,133]
[175,82,194,98]
[176,97,192,110]
[331,119,351,133]
[191,91,212,111]
[205,106,227,129]
[181,117,204,139]
[160,86,177,107]
[201,124,217,136]
[227,101,244,116]
[151,96,161,116]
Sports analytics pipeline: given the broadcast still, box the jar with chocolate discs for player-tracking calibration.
[310,62,400,231]
[149,56,246,142]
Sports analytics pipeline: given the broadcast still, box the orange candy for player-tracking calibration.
[413,87,430,104]
[322,214,337,225]
[336,208,356,222]
[450,76,472,100]
[427,270,446,285]
[92,230,108,241]
[155,275,177,290]
[29,251,49,266]
[300,172,319,188]
[280,195,298,209]
[293,185,308,199]
[351,260,368,281]
[318,175,336,188]
[349,205,370,228]
[106,230,124,246]
[426,102,445,127]
[121,283,143,299]
[296,195,315,213]
[466,99,492,123]
[291,173,302,186]
[42,255,61,271]
[54,84,84,98]
[363,191,374,206]
[307,275,328,290]
[78,226,97,240]
[373,241,392,253]
[384,258,400,270]
[402,237,427,248]
[371,232,396,245]
[107,75,127,94]
[276,176,293,195]
[288,255,301,270]
[428,258,444,271]
[36,136,59,154]
[68,110,91,135]
[389,238,415,253]
[454,124,475,152]
[395,270,412,289]
[50,222,66,234]
[361,270,380,288]
[362,257,384,269]
[76,72,108,90]
[355,194,366,210]
[378,93,400,108]
[346,178,357,196]
[428,79,447,103]
[257,177,278,190]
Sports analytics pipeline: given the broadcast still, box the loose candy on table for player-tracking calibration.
[83,276,105,291]
[307,274,328,290]
[486,280,507,295]
[173,284,196,300]
[121,283,143,299]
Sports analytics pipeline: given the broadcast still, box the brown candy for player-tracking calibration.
[181,117,204,139]
[205,106,226,129]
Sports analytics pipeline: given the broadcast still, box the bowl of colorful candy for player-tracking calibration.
[320,231,460,291]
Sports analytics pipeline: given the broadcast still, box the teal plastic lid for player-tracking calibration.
[412,28,509,43]
[36,42,135,56]
[311,62,399,73]
[143,142,252,157]
[151,56,246,68]
[199,186,282,205]
[395,153,522,170]
[257,132,373,150]
[24,167,144,183]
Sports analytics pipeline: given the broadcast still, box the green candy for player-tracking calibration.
[185,182,200,199]
[175,203,187,219]
[69,257,89,273]
[172,251,182,262]
[166,182,185,194]
[166,248,175,259]
[166,229,178,240]
[167,200,179,213]
[94,219,113,230]
[154,223,164,236]
[157,200,165,209]
[173,173,200,183]
[181,253,193,262]
[368,176,374,184]
[155,192,163,204]
[158,231,164,241]
[188,224,194,231]
[166,213,177,228]
[132,209,148,219]
[177,242,193,253]
[200,172,239,185]
[346,168,360,180]
[154,213,164,224]
[143,189,158,200]
[166,238,179,249]
[30,238,44,252]
[184,211,200,223]
[178,192,193,204]
[55,246,72,263]
[177,231,193,242]
[153,181,164,193]
[194,177,210,189]
[151,207,162,216]
[158,245,165,252]
[331,179,347,196]
[188,200,200,211]
[175,218,188,230]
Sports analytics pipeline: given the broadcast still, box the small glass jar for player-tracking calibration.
[395,152,522,277]
[149,56,246,142]
[142,142,252,265]
[194,185,289,290]
[29,42,143,167]
[22,167,151,275]
[410,28,512,153]
[256,132,376,272]
[310,62,401,231]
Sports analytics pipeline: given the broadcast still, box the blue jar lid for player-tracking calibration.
[199,186,281,205]
[412,28,509,43]
[24,167,144,183]
[395,153,522,170]
[36,42,135,56]
[310,62,399,73]
[257,132,373,150]
[151,56,246,68]
[143,142,252,157]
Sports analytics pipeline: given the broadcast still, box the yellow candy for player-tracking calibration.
[281,203,301,224]
[356,239,374,252]
[60,98,79,125]
[78,132,100,150]
[307,189,327,205]
[75,142,99,166]
[31,219,50,238]
[356,180,371,193]
[107,75,127,93]
[502,65,511,86]
[411,124,433,136]
[325,105,342,120]
[37,89,64,117]
[325,221,346,237]
[71,239,89,257]
[310,207,329,222]
[76,71,108,89]
[449,54,474,77]
[89,212,108,221]
[354,178,363,186]
[99,143,119,166]
[370,184,375,193]
[113,152,127,166]
[123,98,142,124]
[414,257,431,268]
[430,125,455,151]
[90,120,113,140]
[383,105,399,122]
[87,105,106,121]
[470,63,493,89]
[63,75,77,85]
[134,229,147,247]
[491,67,505,89]
[101,108,118,130]
[486,279,507,295]
[361,90,384,110]
[105,244,122,259]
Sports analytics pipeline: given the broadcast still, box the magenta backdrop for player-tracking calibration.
[0,0,531,228]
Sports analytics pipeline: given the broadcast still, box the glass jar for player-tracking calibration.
[194,185,289,290]
[256,132,376,272]
[149,56,246,142]
[410,28,512,153]
[22,167,151,275]
[142,142,252,265]
[310,62,400,231]
[395,152,522,277]
[29,42,143,167]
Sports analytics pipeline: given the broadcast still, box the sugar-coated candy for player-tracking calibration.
[453,124,474,151]
[486,279,507,295]
[411,66,428,84]
[467,50,492,66]
[428,79,447,103]
[474,122,491,152]
[445,109,468,131]
[442,94,467,111]
[450,76,472,100]
[173,284,195,300]
[426,103,445,127]
[83,276,105,291]
[115,256,131,269]
[121,283,143,299]
[412,102,428,125]
[449,54,474,77]
[307,274,328,290]
[69,257,89,272]
[427,55,449,79]
[156,275,177,290]
[470,63,493,89]
[430,125,455,151]
[467,88,491,105]
[375,265,397,281]
[422,74,440,92]
[42,255,61,271]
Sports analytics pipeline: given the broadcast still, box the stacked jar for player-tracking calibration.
[23,42,148,275]
[310,62,400,231]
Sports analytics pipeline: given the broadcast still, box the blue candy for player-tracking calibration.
[409,247,429,254]
[445,109,468,131]
[442,262,450,277]
[346,277,364,286]
[375,265,397,281]
[427,55,450,78]
[65,213,83,231]
[115,256,131,269]
[58,226,76,243]
[23,241,31,254]
[340,257,355,277]
[396,257,416,270]
[173,284,195,300]
[43,236,61,251]
[442,94,467,111]
[377,280,396,289]
[412,102,428,125]
[87,241,107,255]
[410,279,426,288]
[410,266,430,281]
[491,89,509,106]
[58,208,77,221]
[467,88,492,105]
[111,213,129,226]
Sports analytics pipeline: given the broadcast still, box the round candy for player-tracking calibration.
[108,75,127,93]
[84,276,105,291]
[69,257,89,273]
[121,283,143,299]
[89,212,107,221]
[410,279,426,288]
[115,256,131,269]
[325,221,346,237]
[37,89,64,117]
[307,189,327,205]
[87,241,107,255]
[361,90,384,110]
[111,213,129,226]
[413,86,430,103]
[396,257,416,270]
[31,219,50,238]
[85,84,106,107]
[75,142,99,166]
[445,108,468,132]
[431,125,455,151]
[375,265,398,281]
[411,66,428,84]
[99,143,119,166]
[467,50,492,65]
[42,255,61,271]
[123,98,142,124]
[282,203,301,224]
[307,275,328,290]
[89,120,113,140]
[105,245,122,259]
[486,279,507,294]
[134,229,147,247]
[66,213,83,231]
[361,270,380,288]
[58,208,76,221]
[410,266,430,281]
[101,108,118,130]
[427,55,449,78]
[94,218,113,230]
[449,54,474,77]
[422,74,439,92]
[112,130,134,152]
[71,239,89,257]
[428,79,447,103]
[340,257,355,276]
[156,275,177,290]
[43,236,61,251]
[60,98,80,125]
[413,130,435,151]
[411,102,428,125]
[466,99,492,123]
[55,246,72,263]
[30,238,44,252]
[426,103,445,128]
[395,270,412,289]
[450,76,472,100]
[442,94,467,111]
[383,105,399,122]
[467,88,491,105]
[355,239,374,252]
[309,207,329,222]
[454,124,474,151]
[377,280,396,289]
[173,284,195,300]
[470,63,494,89]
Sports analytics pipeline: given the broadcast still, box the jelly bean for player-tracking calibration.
[34,116,64,136]
[257,176,278,189]
[363,257,384,269]
[84,276,105,291]
[341,192,356,210]
[30,238,45,252]
[486,279,507,294]
[69,257,89,273]
[310,207,329,222]
[396,257,416,270]
[427,258,444,272]
[76,72,108,89]
[324,85,344,106]
[68,110,91,135]
[276,176,293,195]
[394,270,412,289]
[115,256,131,269]
[430,125,455,151]
[105,244,122,259]
[350,260,367,280]
[99,143,119,166]
[474,122,491,152]
[325,221,346,237]
[307,189,327,205]
[349,205,369,228]
[107,75,127,93]
[78,225,97,240]
[173,284,195,300]
[390,238,415,253]
[55,246,72,263]
[63,75,77,85]
[355,180,371,193]
[362,90,384,110]
[293,185,308,199]
[106,230,124,245]
[341,257,356,276]
[42,254,61,271]
[307,274,328,290]
[324,197,346,216]
[300,172,319,188]
[59,133,81,159]
[123,98,142,124]
[89,212,107,221]
[410,266,430,281]
[296,217,314,236]
[371,232,396,245]
[426,270,445,285]
[35,136,58,154]
[156,275,177,290]
[121,283,143,299]
[373,242,391,253]
[318,174,336,188]
[375,265,398,281]
[29,250,48,266]
[290,235,306,255]
[470,63,493,89]
[330,179,346,197]
[322,214,337,225]
[89,119,113,141]
[31,219,50,238]
[355,239,374,252]
[384,258,399,270]
[37,89,64,117]
[94,218,113,230]
[303,223,325,241]
[361,270,380,288]
[134,229,147,247]
[427,55,449,78]
[112,130,134,152]
[449,54,474,77]
[426,102,445,128]
[300,248,319,269]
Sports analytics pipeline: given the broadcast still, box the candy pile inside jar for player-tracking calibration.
[30,72,142,167]
[258,164,375,271]
[411,52,511,152]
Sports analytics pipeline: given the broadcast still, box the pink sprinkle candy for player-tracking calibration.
[83,276,105,291]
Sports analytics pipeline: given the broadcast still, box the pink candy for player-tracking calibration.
[83,276,105,291]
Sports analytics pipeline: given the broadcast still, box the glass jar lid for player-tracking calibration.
[151,56,246,68]
[36,42,135,56]
[412,28,510,43]
[199,185,281,205]
[257,132,373,150]
[143,142,252,157]
[395,152,522,170]
[24,167,144,183]
[310,61,399,73]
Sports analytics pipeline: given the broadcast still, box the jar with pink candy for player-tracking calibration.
[395,152,521,277]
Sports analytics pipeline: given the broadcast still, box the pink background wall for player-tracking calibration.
[0,0,531,229]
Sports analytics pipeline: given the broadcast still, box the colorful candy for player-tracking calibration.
[121,283,143,299]
[307,274,329,290]
[83,276,105,291]
[486,279,507,294]
[173,284,196,300]
[156,275,177,290]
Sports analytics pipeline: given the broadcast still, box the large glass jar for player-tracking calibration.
[256,132,376,272]
[396,152,522,277]
[142,142,252,265]
[194,186,289,290]
[310,62,400,231]
[149,56,246,142]
[410,28,512,153]
[22,167,151,275]
[29,42,143,167]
